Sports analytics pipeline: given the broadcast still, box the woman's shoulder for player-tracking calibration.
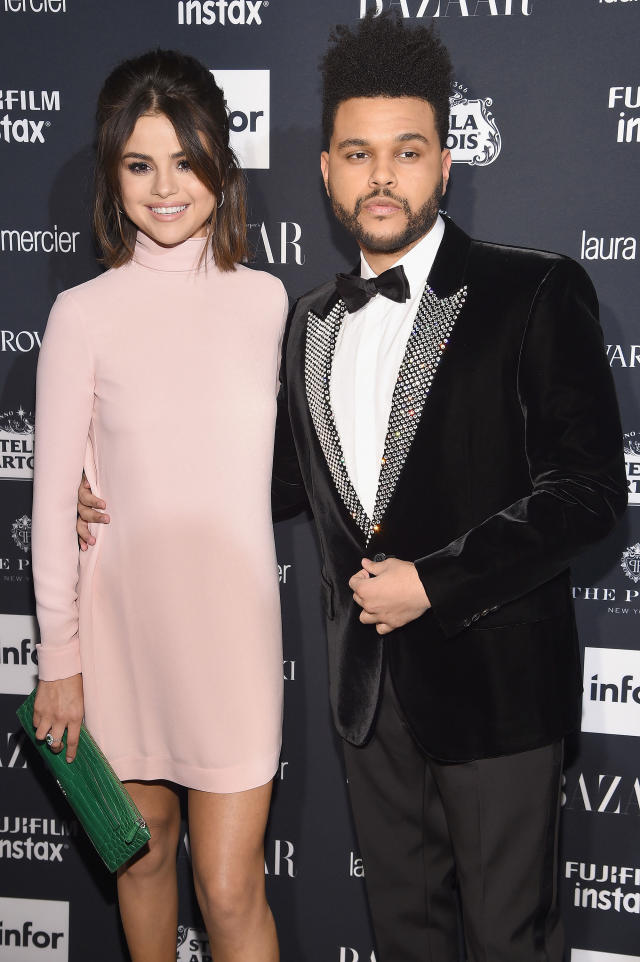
[54,264,124,308]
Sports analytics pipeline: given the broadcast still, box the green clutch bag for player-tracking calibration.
[16,688,151,873]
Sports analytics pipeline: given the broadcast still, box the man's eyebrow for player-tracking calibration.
[336,138,370,150]
[396,132,430,145]
[335,133,430,150]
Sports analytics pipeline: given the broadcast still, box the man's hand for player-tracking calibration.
[77,475,109,550]
[349,558,431,635]
[33,674,84,763]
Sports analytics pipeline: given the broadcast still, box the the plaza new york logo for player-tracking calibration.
[625,431,640,504]
[621,543,640,583]
[0,89,61,145]
[10,515,31,554]
[0,409,34,481]
[448,82,501,166]
[177,926,211,962]
[360,1,533,16]
[178,0,267,25]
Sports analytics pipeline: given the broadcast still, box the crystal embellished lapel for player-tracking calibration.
[370,283,468,540]
[305,300,371,538]
[305,283,467,545]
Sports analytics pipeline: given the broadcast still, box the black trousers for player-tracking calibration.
[342,669,564,962]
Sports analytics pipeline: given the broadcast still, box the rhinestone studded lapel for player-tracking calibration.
[304,282,467,545]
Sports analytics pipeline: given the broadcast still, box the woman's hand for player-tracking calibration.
[33,674,84,763]
[77,474,109,550]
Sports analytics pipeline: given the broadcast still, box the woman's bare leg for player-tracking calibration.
[188,781,278,962]
[117,781,181,962]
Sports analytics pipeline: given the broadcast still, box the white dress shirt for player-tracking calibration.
[330,215,445,519]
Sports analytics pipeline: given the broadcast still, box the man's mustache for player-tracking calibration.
[354,189,410,217]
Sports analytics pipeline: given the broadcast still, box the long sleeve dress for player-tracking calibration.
[31,232,288,793]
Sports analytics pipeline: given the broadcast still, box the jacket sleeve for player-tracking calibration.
[414,258,627,638]
[32,291,95,679]
[272,298,309,519]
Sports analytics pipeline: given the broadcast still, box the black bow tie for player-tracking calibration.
[335,265,411,314]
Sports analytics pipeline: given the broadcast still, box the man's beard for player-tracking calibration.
[329,178,444,256]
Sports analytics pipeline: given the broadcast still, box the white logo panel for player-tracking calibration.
[211,69,269,169]
[0,897,68,959]
[572,952,640,962]
[0,614,39,695]
[582,647,640,737]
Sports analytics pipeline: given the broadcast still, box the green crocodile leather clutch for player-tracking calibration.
[16,688,151,873]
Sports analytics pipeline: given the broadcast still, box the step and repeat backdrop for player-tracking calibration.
[0,1,638,960]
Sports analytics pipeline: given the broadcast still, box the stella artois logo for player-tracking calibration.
[620,543,640,584]
[11,514,31,554]
[448,82,502,167]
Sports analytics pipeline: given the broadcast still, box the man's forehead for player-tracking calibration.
[332,96,437,138]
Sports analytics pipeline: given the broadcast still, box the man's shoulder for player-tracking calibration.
[468,234,589,289]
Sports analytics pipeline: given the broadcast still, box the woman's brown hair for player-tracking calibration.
[94,49,247,271]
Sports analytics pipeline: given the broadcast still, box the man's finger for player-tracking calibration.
[76,519,96,550]
[359,609,380,625]
[78,485,106,510]
[348,569,369,591]
[78,504,109,524]
[376,623,393,635]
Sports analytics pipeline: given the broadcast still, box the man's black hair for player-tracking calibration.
[321,12,453,149]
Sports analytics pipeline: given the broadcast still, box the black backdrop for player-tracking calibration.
[1,2,639,960]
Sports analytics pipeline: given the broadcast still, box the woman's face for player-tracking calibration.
[119,113,216,246]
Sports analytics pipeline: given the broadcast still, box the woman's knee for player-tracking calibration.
[121,804,181,879]
[195,864,267,931]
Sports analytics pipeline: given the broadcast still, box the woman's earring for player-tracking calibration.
[217,191,225,209]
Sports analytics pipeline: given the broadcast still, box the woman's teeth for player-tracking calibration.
[150,205,188,215]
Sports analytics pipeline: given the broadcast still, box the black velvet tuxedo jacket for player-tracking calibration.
[273,216,627,761]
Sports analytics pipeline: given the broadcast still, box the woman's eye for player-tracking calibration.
[177,159,192,171]
[127,161,150,174]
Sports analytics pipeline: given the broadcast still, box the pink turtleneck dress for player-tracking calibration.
[32,233,288,792]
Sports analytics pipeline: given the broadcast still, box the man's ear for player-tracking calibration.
[441,148,452,194]
[320,151,330,197]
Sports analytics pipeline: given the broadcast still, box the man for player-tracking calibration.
[79,14,627,962]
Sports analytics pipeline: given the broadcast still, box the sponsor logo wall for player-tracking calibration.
[0,1,638,960]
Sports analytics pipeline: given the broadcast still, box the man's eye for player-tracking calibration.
[348,152,369,161]
[399,150,419,159]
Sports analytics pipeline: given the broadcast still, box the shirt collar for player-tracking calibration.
[360,213,445,298]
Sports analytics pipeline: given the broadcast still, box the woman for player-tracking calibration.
[31,50,286,962]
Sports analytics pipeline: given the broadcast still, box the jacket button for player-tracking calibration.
[462,618,471,628]
[471,613,480,622]
[480,609,489,617]
[373,553,386,563]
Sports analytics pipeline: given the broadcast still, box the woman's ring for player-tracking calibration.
[45,733,57,747]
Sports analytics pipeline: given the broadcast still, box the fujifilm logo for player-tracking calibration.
[3,0,67,10]
[608,86,640,143]
[0,89,61,144]
[0,816,77,864]
[178,0,266,25]
[0,897,68,958]
[360,0,532,16]
[582,647,640,737]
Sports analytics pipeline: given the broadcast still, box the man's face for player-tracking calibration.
[321,97,451,261]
